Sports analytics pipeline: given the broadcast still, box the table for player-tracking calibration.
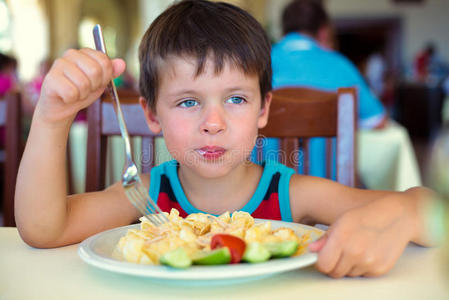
[358,121,422,191]
[0,227,447,300]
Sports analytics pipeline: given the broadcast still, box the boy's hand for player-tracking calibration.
[309,196,413,278]
[35,48,126,125]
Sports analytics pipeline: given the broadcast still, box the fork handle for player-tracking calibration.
[93,24,133,159]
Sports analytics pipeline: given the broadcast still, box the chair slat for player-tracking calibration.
[302,138,310,175]
[1,92,22,226]
[141,136,154,174]
[336,88,356,186]
[280,137,299,172]
[0,101,6,125]
[326,138,332,179]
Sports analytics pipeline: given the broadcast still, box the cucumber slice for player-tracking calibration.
[192,247,231,265]
[264,240,299,258]
[242,242,271,263]
[159,247,192,268]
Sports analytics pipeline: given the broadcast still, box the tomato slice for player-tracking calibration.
[211,234,246,264]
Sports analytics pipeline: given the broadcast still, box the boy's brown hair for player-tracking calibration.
[138,0,272,111]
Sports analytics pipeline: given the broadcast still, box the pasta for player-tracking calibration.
[114,208,311,265]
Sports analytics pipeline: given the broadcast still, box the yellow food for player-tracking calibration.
[114,208,311,265]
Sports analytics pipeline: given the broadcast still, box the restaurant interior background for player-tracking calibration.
[1,0,449,225]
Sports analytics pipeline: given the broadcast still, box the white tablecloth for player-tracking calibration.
[0,227,448,300]
[357,121,422,191]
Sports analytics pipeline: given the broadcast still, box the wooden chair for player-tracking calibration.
[258,87,357,187]
[85,89,161,192]
[0,92,22,226]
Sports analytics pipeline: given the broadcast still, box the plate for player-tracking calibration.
[78,219,325,284]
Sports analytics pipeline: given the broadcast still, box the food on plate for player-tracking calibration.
[242,242,271,263]
[191,247,231,265]
[159,247,192,268]
[265,240,299,258]
[211,233,246,263]
[114,209,311,268]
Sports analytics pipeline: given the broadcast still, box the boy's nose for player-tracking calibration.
[200,107,226,135]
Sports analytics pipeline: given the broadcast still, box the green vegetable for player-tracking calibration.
[242,242,271,263]
[159,247,192,268]
[192,247,232,265]
[264,240,299,258]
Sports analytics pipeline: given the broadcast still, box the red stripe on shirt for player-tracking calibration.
[251,193,282,220]
[157,192,189,218]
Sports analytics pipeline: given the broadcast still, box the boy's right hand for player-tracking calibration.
[35,48,126,125]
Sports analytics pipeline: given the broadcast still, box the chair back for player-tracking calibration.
[85,89,161,192]
[0,92,22,226]
[258,87,357,187]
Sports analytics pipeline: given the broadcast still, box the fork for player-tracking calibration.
[92,24,169,226]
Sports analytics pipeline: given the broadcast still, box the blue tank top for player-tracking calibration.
[149,160,295,221]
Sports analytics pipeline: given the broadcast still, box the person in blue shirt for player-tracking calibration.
[255,0,387,179]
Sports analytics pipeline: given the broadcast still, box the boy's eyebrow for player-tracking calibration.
[169,86,255,97]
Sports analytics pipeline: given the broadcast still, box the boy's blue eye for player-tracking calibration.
[226,96,245,104]
[179,99,198,108]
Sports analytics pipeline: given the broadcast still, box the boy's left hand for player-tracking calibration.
[308,196,414,278]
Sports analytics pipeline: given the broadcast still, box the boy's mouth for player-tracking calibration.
[196,146,226,160]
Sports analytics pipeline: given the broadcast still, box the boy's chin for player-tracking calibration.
[182,158,246,178]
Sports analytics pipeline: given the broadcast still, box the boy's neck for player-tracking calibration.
[177,162,263,215]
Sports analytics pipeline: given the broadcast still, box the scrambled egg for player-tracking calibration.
[115,209,310,265]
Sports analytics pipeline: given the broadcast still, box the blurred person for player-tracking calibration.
[0,53,18,148]
[255,0,387,179]
[365,51,386,98]
[273,0,386,129]
[0,53,18,97]
[364,50,398,113]
[414,42,449,84]
[414,43,435,82]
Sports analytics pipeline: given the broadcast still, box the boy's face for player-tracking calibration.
[140,56,271,178]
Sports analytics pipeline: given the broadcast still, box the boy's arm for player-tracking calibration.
[290,175,438,277]
[15,48,139,248]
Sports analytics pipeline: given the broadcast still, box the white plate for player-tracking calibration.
[78,219,325,284]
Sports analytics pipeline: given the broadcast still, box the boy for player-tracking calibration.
[16,0,436,278]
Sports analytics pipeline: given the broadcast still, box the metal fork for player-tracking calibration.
[93,24,168,226]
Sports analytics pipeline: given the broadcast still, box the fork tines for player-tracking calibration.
[124,183,169,226]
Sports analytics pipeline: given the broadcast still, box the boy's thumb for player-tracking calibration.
[112,58,126,78]
[308,233,328,253]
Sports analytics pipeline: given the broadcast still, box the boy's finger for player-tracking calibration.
[111,58,126,78]
[315,230,343,274]
[328,252,353,278]
[308,233,327,252]
[57,74,81,104]
[62,63,91,101]
[79,86,107,108]
[64,49,104,92]
[79,48,113,87]
[347,265,365,277]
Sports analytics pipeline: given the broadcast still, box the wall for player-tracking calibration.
[266,0,449,67]
[6,0,49,80]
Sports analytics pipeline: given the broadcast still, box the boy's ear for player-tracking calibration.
[257,92,272,129]
[139,97,162,134]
